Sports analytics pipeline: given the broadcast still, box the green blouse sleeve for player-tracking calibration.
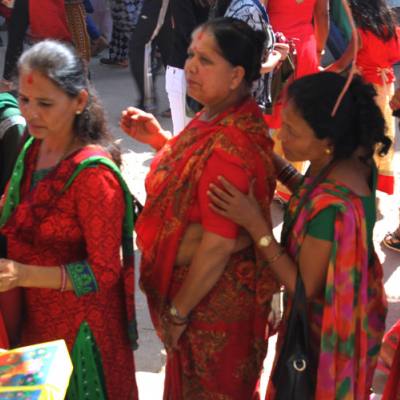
[307,206,336,242]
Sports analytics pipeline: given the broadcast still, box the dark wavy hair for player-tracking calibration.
[349,0,397,41]
[199,17,266,85]
[17,40,121,165]
[286,72,391,161]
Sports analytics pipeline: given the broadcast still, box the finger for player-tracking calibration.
[209,183,235,203]
[207,187,230,209]
[126,106,140,114]
[130,114,152,124]
[217,176,241,197]
[209,202,229,217]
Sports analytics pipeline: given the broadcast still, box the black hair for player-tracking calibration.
[17,40,121,165]
[349,0,397,41]
[199,17,266,85]
[287,72,391,161]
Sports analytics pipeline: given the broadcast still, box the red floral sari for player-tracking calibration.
[136,98,279,399]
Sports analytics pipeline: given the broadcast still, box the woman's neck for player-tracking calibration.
[308,156,334,177]
[202,88,249,121]
[41,132,76,155]
[37,132,78,169]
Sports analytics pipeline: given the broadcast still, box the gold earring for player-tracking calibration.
[76,110,82,115]
[324,148,332,155]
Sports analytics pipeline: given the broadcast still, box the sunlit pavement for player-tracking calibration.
[1,35,399,399]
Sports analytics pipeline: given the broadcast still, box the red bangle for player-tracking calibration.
[60,265,67,292]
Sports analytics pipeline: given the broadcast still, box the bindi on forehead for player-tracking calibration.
[27,72,34,84]
[197,29,206,41]
[192,29,207,50]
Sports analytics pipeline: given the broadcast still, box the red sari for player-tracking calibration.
[136,98,279,399]
[0,140,138,400]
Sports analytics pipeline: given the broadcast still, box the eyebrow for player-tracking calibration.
[18,93,54,102]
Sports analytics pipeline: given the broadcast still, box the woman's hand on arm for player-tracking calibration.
[119,106,170,151]
[208,177,264,232]
[207,177,332,298]
[165,231,235,350]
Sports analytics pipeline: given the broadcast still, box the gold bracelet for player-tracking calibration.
[265,247,285,265]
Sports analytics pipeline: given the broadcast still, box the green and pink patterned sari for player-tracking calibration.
[267,177,387,399]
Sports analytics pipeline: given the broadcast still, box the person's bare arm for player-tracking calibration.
[0,259,73,291]
[165,231,236,349]
[243,217,331,297]
[172,232,235,317]
[175,224,251,266]
[324,32,358,73]
[313,0,330,61]
[120,107,170,151]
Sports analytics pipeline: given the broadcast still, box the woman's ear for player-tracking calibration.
[76,89,89,111]
[230,66,246,90]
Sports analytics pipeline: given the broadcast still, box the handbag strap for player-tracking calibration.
[286,271,309,344]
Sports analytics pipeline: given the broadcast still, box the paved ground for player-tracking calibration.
[1,35,399,399]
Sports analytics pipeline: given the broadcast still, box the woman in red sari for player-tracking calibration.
[121,17,278,399]
[0,40,138,399]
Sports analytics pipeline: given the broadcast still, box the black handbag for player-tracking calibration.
[271,271,315,399]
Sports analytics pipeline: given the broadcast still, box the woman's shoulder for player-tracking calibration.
[67,146,121,190]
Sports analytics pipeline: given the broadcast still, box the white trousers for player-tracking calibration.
[165,66,191,135]
[91,0,113,42]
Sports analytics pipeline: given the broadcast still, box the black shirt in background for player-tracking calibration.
[168,0,210,69]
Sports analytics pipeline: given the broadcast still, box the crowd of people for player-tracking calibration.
[0,0,399,399]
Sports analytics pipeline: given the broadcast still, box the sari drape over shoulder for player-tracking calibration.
[136,98,279,399]
[267,179,387,399]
